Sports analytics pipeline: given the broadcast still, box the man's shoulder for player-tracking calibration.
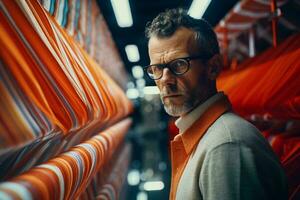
[216,112,259,135]
[199,112,269,152]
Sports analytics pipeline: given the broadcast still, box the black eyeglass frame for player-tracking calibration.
[144,54,211,80]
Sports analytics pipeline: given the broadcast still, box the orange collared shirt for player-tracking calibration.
[169,95,231,200]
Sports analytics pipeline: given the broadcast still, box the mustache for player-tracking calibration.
[160,86,184,97]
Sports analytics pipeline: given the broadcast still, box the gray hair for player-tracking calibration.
[145,8,220,57]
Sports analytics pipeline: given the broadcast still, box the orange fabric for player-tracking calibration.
[241,115,300,197]
[0,118,132,199]
[0,0,133,150]
[0,0,133,199]
[169,96,231,200]
[0,8,63,130]
[217,33,300,119]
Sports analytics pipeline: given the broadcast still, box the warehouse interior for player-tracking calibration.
[0,0,299,200]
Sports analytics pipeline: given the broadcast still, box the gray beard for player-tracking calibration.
[161,96,199,117]
[163,103,193,117]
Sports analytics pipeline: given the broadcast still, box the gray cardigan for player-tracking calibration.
[175,112,288,200]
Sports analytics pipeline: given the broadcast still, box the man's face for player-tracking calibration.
[148,28,211,117]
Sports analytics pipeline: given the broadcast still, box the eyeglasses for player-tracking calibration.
[144,55,210,80]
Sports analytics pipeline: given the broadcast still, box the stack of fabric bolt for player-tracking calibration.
[0,0,133,199]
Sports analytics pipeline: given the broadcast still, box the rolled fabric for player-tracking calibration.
[0,118,132,200]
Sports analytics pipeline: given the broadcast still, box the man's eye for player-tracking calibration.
[170,60,188,72]
[153,65,163,71]
[148,65,162,75]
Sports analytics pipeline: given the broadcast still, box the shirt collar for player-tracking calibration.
[175,92,225,134]
[172,93,232,155]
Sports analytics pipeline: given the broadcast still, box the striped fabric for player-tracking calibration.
[0,119,132,200]
[215,0,287,42]
[39,0,128,87]
[95,143,131,200]
[0,0,133,199]
[0,0,132,150]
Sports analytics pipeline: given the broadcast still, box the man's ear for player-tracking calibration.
[206,54,223,80]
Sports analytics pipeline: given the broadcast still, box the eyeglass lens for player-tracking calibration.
[147,58,189,79]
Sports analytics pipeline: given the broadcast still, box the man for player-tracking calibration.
[144,8,288,200]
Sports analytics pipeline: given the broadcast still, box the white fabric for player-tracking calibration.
[0,191,13,200]
[0,182,33,200]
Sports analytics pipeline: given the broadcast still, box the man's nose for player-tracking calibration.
[160,68,176,84]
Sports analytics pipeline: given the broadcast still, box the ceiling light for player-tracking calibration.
[137,191,148,200]
[143,86,160,95]
[125,44,140,62]
[126,88,139,99]
[143,181,164,191]
[136,79,145,88]
[127,169,140,186]
[127,81,135,89]
[132,65,144,79]
[111,0,133,27]
[188,0,212,19]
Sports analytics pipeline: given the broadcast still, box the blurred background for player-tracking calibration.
[0,0,299,200]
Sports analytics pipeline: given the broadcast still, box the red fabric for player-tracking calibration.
[217,33,300,119]
[268,133,286,159]
[280,139,300,200]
